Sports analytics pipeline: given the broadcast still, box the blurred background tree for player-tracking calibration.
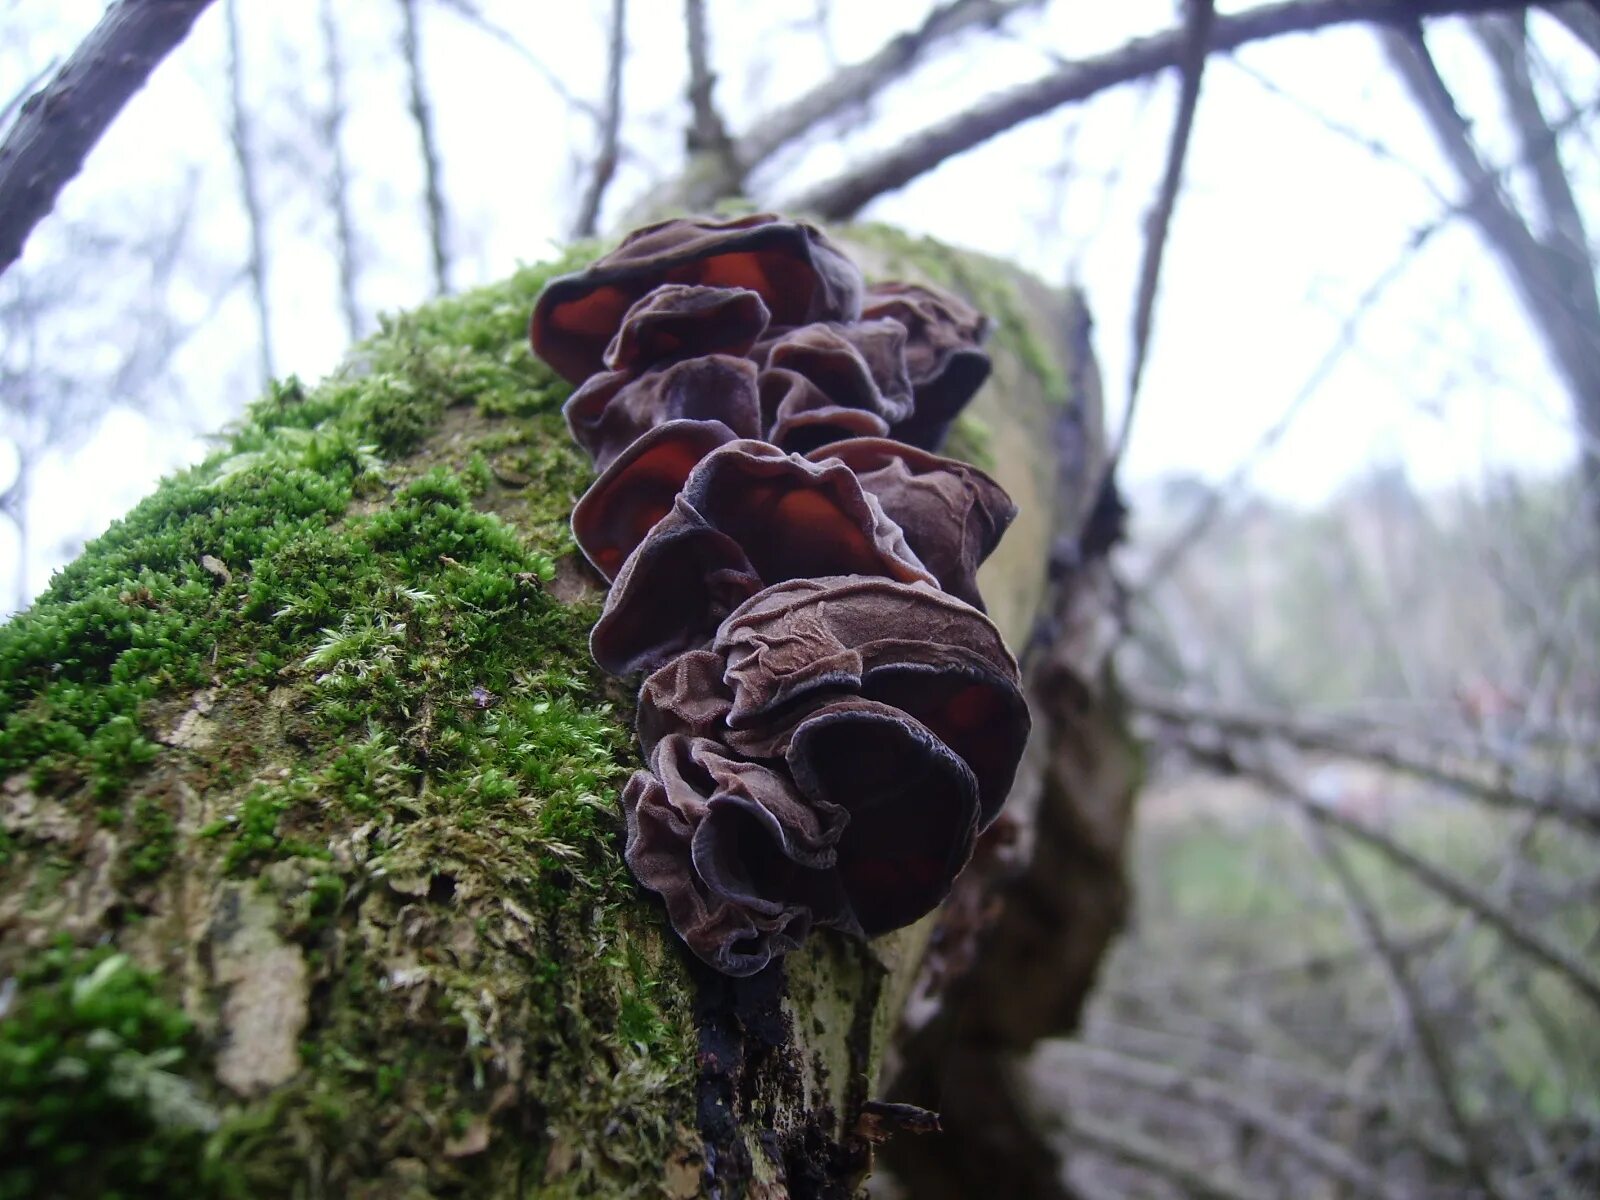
[1,0,1596,1195]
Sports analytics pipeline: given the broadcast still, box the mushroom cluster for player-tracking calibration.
[531,214,1030,976]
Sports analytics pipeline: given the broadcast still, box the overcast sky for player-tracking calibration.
[0,0,1594,613]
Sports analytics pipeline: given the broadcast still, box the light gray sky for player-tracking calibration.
[0,0,1594,613]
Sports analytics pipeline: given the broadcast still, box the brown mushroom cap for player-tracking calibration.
[781,698,980,934]
[623,735,857,976]
[602,284,771,372]
[805,438,1017,610]
[758,368,891,455]
[635,647,734,755]
[751,320,914,455]
[712,575,1028,823]
[531,214,863,384]
[862,281,992,451]
[590,444,934,675]
[564,354,761,471]
[571,419,741,581]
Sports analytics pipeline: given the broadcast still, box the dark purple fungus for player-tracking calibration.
[530,216,1035,975]
[806,438,1016,610]
[712,576,1028,824]
[565,355,761,471]
[590,444,934,675]
[756,322,912,454]
[623,735,858,976]
[862,281,992,451]
[782,700,980,934]
[531,213,863,384]
[603,284,770,372]
[571,419,740,581]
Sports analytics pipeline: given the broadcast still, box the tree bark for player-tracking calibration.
[0,226,1132,1198]
[0,0,214,278]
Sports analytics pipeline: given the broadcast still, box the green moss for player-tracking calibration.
[845,221,1069,405]
[941,411,997,472]
[0,943,219,1200]
[0,238,703,1195]
[119,796,177,884]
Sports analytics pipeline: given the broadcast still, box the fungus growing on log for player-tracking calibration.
[532,214,1027,976]
[531,213,863,384]
[863,281,992,450]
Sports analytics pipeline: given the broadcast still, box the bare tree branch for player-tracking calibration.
[1297,815,1509,1200]
[785,0,1537,220]
[1060,1111,1276,1200]
[0,58,59,135]
[1168,729,1600,1011]
[0,0,214,278]
[1051,1040,1407,1200]
[1547,0,1600,59]
[399,0,451,295]
[572,0,626,240]
[429,0,603,121]
[1382,19,1600,539]
[224,0,274,385]
[740,0,1044,171]
[1129,685,1600,832]
[319,0,361,342]
[1114,0,1215,471]
[1131,88,1597,595]
[684,0,733,171]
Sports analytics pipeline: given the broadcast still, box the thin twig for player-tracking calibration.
[739,0,1045,170]
[429,0,602,121]
[784,0,1533,219]
[1114,0,1215,470]
[399,0,451,295]
[1130,89,1598,595]
[684,0,733,169]
[1172,729,1600,1012]
[1296,814,1509,1200]
[1129,686,1600,832]
[1050,1040,1407,1200]
[571,0,626,239]
[1382,20,1600,538]
[1061,1110,1276,1200]
[224,0,274,385]
[319,0,361,341]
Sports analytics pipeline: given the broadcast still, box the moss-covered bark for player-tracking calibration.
[0,227,1120,1199]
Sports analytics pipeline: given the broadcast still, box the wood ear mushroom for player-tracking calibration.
[532,215,1027,976]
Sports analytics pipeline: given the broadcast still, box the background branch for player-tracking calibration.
[0,0,214,277]
[785,0,1532,219]
[571,0,627,239]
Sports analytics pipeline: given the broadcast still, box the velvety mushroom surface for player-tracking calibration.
[531,214,1028,976]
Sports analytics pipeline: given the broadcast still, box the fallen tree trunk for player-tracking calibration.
[0,223,1133,1198]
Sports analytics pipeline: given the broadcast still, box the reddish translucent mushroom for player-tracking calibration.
[806,438,1016,610]
[531,214,863,384]
[862,281,992,451]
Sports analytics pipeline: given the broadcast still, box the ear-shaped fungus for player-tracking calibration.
[862,281,992,451]
[756,321,913,454]
[782,699,980,934]
[602,284,771,372]
[623,735,858,977]
[806,438,1016,610]
[590,443,933,675]
[711,575,1028,825]
[529,216,1033,976]
[571,419,740,580]
[565,355,762,470]
[531,214,863,384]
